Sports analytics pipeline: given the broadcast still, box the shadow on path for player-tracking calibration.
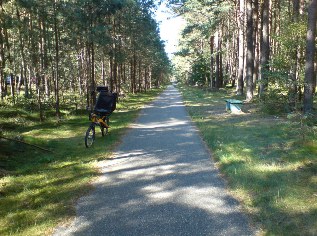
[54,86,256,236]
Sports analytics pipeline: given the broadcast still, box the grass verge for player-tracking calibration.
[179,85,317,235]
[0,88,164,236]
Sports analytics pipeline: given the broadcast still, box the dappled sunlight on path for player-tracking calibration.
[54,85,256,236]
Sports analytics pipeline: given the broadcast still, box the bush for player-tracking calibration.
[287,112,317,141]
[259,89,289,114]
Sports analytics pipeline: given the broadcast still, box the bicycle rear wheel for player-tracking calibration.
[101,117,109,136]
[85,124,95,148]
[105,117,109,135]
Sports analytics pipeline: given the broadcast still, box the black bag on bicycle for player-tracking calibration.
[94,86,117,115]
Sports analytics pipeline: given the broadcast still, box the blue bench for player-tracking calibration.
[225,99,243,113]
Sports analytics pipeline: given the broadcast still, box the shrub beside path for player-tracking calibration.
[54,85,256,236]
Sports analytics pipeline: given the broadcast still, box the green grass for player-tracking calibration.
[0,88,164,236]
[179,85,317,235]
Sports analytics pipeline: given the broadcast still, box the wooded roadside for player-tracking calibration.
[180,85,317,235]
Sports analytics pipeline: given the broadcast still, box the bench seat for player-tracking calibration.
[225,99,243,113]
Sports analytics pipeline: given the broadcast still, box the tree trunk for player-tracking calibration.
[246,0,254,101]
[91,42,96,104]
[102,57,106,85]
[149,66,152,89]
[0,26,4,100]
[215,31,220,89]
[123,63,126,85]
[210,36,215,88]
[144,66,148,92]
[113,55,117,92]
[10,74,15,104]
[130,58,133,93]
[259,0,270,96]
[133,51,137,93]
[53,0,61,120]
[0,1,6,100]
[218,29,223,88]
[289,0,300,109]
[36,74,44,121]
[293,0,300,18]
[77,50,83,95]
[138,60,142,92]
[118,63,122,94]
[109,51,114,91]
[237,0,245,95]
[16,7,28,98]
[253,0,259,92]
[303,0,317,113]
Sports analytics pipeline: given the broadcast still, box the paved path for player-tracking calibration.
[54,86,255,236]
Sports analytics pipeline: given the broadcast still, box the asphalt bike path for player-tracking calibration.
[54,85,256,236]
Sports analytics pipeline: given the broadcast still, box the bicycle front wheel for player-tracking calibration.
[85,125,95,148]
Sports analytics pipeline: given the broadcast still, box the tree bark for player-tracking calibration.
[53,0,61,119]
[16,7,28,98]
[219,29,223,88]
[138,60,142,92]
[0,26,4,100]
[133,50,137,93]
[303,0,317,113]
[108,56,112,91]
[289,0,300,109]
[210,35,215,88]
[0,1,6,100]
[149,66,152,89]
[246,0,254,101]
[215,30,220,89]
[77,50,83,95]
[253,0,259,92]
[91,42,96,104]
[237,0,245,95]
[259,0,270,96]
[102,57,106,85]
[10,74,15,104]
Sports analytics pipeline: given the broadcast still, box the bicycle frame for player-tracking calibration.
[90,113,109,128]
[85,112,111,148]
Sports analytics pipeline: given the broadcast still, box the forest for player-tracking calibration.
[172,0,316,114]
[0,0,170,120]
[1,0,316,116]
[0,0,317,235]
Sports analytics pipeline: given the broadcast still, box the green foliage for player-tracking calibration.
[172,0,233,85]
[262,18,308,111]
[0,0,170,110]
[260,19,307,112]
[270,20,306,79]
[187,56,210,86]
[259,87,289,114]
[173,0,315,113]
[287,112,317,141]
[272,20,307,65]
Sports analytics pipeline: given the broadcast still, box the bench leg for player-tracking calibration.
[226,102,230,111]
[230,104,241,113]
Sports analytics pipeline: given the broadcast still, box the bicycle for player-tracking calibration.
[85,86,117,148]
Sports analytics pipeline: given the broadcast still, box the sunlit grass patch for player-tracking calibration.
[179,85,317,235]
